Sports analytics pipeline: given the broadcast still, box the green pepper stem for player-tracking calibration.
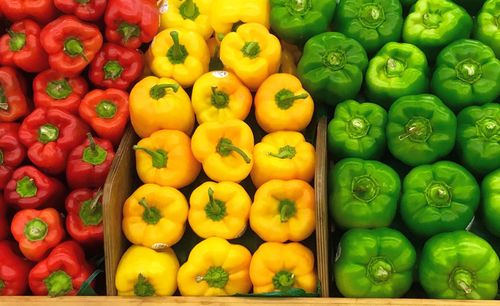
[216,138,251,163]
[7,30,26,52]
[0,279,5,292]
[0,87,7,111]
[167,31,188,64]
[450,267,474,295]
[64,38,87,61]
[83,133,108,166]
[16,176,37,198]
[138,198,162,225]
[367,257,393,284]
[24,218,48,242]
[79,189,104,227]
[279,199,297,223]
[399,117,432,143]
[117,22,140,43]
[133,146,168,168]
[210,86,229,109]
[241,41,261,59]
[89,188,103,213]
[275,89,308,110]
[205,187,226,221]
[195,266,229,289]
[46,79,73,100]
[103,60,123,80]
[38,124,59,144]
[44,270,73,297]
[134,274,155,297]
[272,270,295,291]
[0,150,3,165]
[75,0,90,3]
[269,145,296,159]
[149,83,179,100]
[95,100,117,119]
[287,0,312,15]
[351,175,379,203]
[179,0,200,20]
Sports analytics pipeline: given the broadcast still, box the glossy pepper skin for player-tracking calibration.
[0,241,33,296]
[270,0,336,46]
[29,241,94,296]
[54,0,107,21]
[297,32,368,106]
[365,42,429,107]
[0,123,26,189]
[334,0,403,55]
[115,245,179,296]
[19,108,90,175]
[11,208,65,262]
[0,19,49,73]
[209,0,270,35]
[329,158,400,229]
[178,237,252,296]
[328,100,387,160]
[40,16,104,76]
[65,188,103,246]
[0,66,29,123]
[400,161,480,237]
[255,73,314,133]
[335,228,416,298]
[431,39,500,112]
[474,0,500,57]
[483,169,500,237]
[160,0,213,40]
[386,94,456,166]
[0,1,58,24]
[419,231,500,299]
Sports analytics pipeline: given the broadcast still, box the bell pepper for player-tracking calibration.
[270,0,336,46]
[79,88,129,146]
[188,181,251,240]
[297,32,368,106]
[177,237,252,296]
[220,23,281,91]
[0,0,58,24]
[29,240,94,296]
[365,42,430,108]
[0,123,25,189]
[40,16,103,76]
[483,169,500,238]
[54,0,107,21]
[431,39,500,112]
[334,227,416,298]
[250,179,315,242]
[11,208,65,261]
[0,19,49,73]
[18,108,90,175]
[89,43,144,91]
[0,241,33,296]
[191,71,252,124]
[3,166,66,210]
[115,245,179,296]
[251,131,315,188]
[334,0,403,55]
[104,0,159,49]
[191,120,254,183]
[129,76,195,138]
[65,188,103,246]
[386,94,457,166]
[250,242,316,293]
[123,184,188,249]
[402,0,473,59]
[329,158,400,229]
[207,37,224,71]
[255,73,314,133]
[209,0,270,35]
[474,0,500,57]
[0,66,29,123]
[147,29,209,88]
[159,0,213,40]
[419,231,500,299]
[33,69,89,115]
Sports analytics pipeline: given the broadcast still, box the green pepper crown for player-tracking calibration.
[476,117,499,140]
[216,138,252,163]
[275,89,309,110]
[367,257,393,284]
[422,11,441,29]
[358,3,385,28]
[449,267,474,295]
[241,41,261,59]
[64,38,88,61]
[38,123,60,144]
[425,182,452,208]
[279,199,297,222]
[103,60,123,80]
[134,274,155,297]
[0,279,5,292]
[272,270,295,291]
[0,150,3,165]
[385,57,406,78]
[75,0,90,3]
[323,50,345,71]
[133,145,169,169]
[286,0,312,16]
[195,266,229,289]
[205,187,227,221]
[351,175,379,202]
[211,86,230,109]
[269,145,297,159]
[24,218,48,242]
[44,270,73,297]
[0,87,7,111]
[79,189,104,226]
[167,31,188,64]
[16,176,38,198]
[118,22,140,43]
[149,83,179,100]
[83,133,108,166]
[399,117,432,143]
[138,198,162,225]
[347,117,370,138]
[96,100,118,119]
[456,58,482,84]
[179,0,200,20]
[8,30,26,52]
[46,79,73,100]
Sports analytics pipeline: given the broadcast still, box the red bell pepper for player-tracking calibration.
[40,16,103,76]
[0,66,29,123]
[0,123,25,189]
[104,0,159,49]
[28,240,94,296]
[66,133,115,189]
[11,208,65,262]
[65,188,103,246]
[0,197,9,240]
[0,19,49,73]
[33,69,89,115]
[54,0,107,22]
[0,1,58,25]
[89,43,144,90]
[79,89,129,146]
[19,108,90,175]
[0,241,33,296]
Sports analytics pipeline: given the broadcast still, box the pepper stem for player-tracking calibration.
[272,270,295,291]
[0,150,3,165]
[149,83,179,100]
[275,89,309,110]
[269,145,296,159]
[351,175,379,203]
[44,270,73,297]
[95,100,117,119]
[399,117,432,143]
[0,280,5,292]
[133,146,168,168]
[138,198,162,225]
[134,274,155,297]
[179,0,200,20]
[205,187,227,221]
[75,0,90,3]
[24,218,48,241]
[83,133,108,166]
[38,124,59,144]
[167,31,188,64]
[16,176,37,198]
[450,267,474,295]
[103,60,123,80]
[8,30,26,52]
[64,38,87,61]
[367,257,393,284]
[46,79,73,100]
[195,266,229,289]
[117,22,140,43]
[216,138,251,163]
[210,86,229,109]
[0,87,7,111]
[241,41,261,59]
[279,199,297,222]
[79,188,104,226]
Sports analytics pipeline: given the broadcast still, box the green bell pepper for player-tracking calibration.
[474,0,500,59]
[402,0,473,59]
[365,42,429,108]
[297,32,369,106]
[270,0,337,46]
[386,94,456,166]
[333,0,403,55]
[400,161,480,237]
[483,169,500,238]
[329,158,400,229]
[334,227,416,298]
[419,231,500,300]
[328,100,387,160]
[457,103,500,176]
[431,39,500,112]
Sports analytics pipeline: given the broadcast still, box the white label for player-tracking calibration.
[159,0,169,14]
[212,71,229,78]
[152,243,168,250]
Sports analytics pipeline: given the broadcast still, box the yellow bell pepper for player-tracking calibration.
[250,179,315,242]
[191,119,254,182]
[177,237,252,296]
[209,0,270,35]
[251,131,315,188]
[134,129,201,188]
[122,183,189,249]
[249,242,317,294]
[255,73,314,133]
[189,181,251,239]
[147,28,209,87]
[191,71,252,124]
[115,245,179,296]
[159,0,213,40]
[220,23,281,91]
[130,76,195,138]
